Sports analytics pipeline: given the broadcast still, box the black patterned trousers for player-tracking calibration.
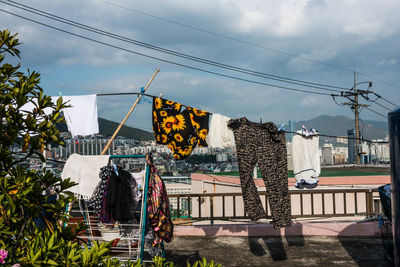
[228,117,292,228]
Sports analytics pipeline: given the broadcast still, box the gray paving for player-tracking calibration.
[164,236,393,267]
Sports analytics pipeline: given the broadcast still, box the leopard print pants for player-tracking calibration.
[228,117,292,228]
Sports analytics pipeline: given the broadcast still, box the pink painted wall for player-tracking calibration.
[173,222,380,237]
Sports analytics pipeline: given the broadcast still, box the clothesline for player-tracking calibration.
[285,131,389,144]
[96,91,389,145]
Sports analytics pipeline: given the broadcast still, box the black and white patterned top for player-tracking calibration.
[88,166,114,215]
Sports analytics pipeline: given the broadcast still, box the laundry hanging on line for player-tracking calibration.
[21,94,99,138]
[62,94,99,138]
[228,117,292,228]
[152,97,210,160]
[206,113,236,149]
[292,127,320,189]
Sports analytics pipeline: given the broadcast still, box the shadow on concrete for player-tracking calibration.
[338,222,390,267]
[248,225,305,261]
[165,249,202,266]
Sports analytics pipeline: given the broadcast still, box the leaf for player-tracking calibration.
[35,151,45,162]
[48,233,55,249]
[32,250,41,263]
[45,259,58,265]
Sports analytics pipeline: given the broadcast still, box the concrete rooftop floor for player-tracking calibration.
[164,236,392,267]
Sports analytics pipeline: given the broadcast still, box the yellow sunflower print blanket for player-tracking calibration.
[152,97,210,160]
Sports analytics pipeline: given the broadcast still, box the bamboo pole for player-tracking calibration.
[101,69,159,155]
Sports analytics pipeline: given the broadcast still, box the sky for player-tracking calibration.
[1,0,400,132]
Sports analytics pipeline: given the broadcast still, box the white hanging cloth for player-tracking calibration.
[205,113,236,149]
[63,94,99,138]
[20,94,99,138]
[292,129,320,189]
[61,153,110,198]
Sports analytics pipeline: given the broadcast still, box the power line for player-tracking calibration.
[96,0,357,74]
[0,8,339,97]
[97,0,400,91]
[373,92,399,108]
[372,101,392,112]
[365,107,388,119]
[2,0,346,93]
[358,72,400,91]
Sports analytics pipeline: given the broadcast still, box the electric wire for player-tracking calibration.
[0,8,340,97]
[373,92,399,108]
[358,72,400,91]
[2,0,346,93]
[364,107,388,119]
[96,0,357,74]
[372,101,392,112]
[97,0,400,96]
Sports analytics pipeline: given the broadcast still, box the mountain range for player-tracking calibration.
[57,117,154,141]
[296,115,388,140]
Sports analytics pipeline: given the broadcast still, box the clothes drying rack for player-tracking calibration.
[75,154,164,264]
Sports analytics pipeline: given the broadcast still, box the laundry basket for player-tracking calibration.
[99,223,119,241]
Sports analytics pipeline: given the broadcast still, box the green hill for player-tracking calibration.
[57,117,154,141]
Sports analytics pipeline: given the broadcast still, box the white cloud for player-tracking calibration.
[1,0,399,123]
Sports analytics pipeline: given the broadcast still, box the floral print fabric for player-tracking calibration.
[152,97,210,160]
[146,157,173,245]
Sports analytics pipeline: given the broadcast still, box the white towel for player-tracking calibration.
[21,95,99,138]
[63,94,99,138]
[292,131,320,183]
[61,153,110,197]
[206,113,235,149]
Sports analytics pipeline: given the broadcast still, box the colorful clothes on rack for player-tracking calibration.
[90,166,139,224]
[89,166,115,224]
[152,97,210,160]
[106,167,135,223]
[228,117,292,228]
[146,157,174,245]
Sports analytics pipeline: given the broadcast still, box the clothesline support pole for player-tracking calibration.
[101,69,160,155]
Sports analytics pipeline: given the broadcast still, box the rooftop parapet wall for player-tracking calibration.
[173,221,380,237]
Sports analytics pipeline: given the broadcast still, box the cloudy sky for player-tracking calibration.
[1,0,399,132]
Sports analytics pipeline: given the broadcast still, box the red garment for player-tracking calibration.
[146,159,174,245]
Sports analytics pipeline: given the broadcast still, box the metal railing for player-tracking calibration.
[169,188,381,224]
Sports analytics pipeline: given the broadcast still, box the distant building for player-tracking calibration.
[216,153,228,162]
[287,120,297,142]
[347,129,356,163]
[321,144,333,165]
[371,138,390,163]
[164,176,191,212]
[336,137,348,145]
[334,154,346,165]
[64,137,115,159]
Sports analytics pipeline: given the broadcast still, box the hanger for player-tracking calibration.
[112,164,119,176]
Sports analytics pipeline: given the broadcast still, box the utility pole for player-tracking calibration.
[354,72,361,164]
[341,72,371,164]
